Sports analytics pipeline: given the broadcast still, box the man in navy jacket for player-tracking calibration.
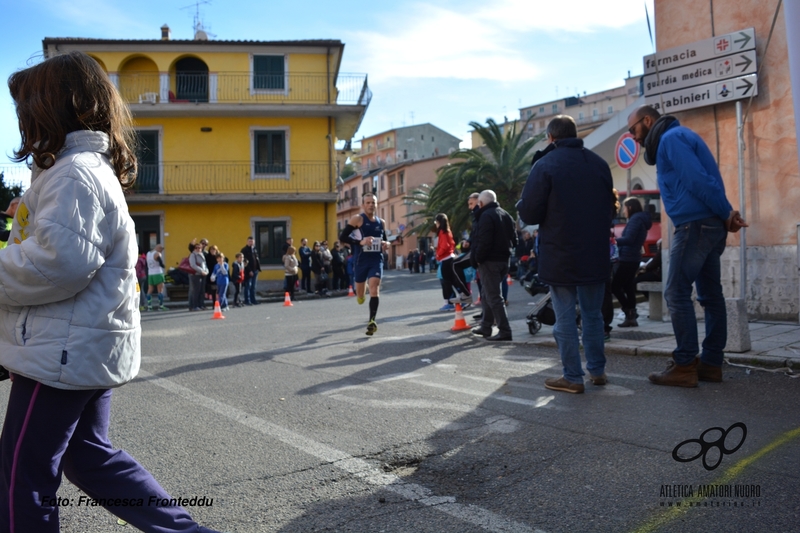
[628,105,747,387]
[517,115,614,394]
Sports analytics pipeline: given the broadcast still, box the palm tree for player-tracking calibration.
[424,118,543,237]
[402,183,438,238]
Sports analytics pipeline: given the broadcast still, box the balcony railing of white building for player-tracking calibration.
[128,161,336,195]
[116,72,371,106]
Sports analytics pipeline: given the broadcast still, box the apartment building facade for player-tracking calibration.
[353,124,460,172]
[472,75,642,148]
[43,27,370,283]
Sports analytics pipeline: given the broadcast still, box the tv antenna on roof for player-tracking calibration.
[181,0,215,40]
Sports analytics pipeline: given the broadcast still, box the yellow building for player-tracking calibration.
[43,26,370,284]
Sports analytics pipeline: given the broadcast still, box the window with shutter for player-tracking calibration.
[253,55,285,90]
[254,130,286,174]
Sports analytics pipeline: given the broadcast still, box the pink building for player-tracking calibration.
[654,0,799,320]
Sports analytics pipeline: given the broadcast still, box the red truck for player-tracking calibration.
[613,190,661,259]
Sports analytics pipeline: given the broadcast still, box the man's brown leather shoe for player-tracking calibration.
[697,360,723,382]
[648,359,698,387]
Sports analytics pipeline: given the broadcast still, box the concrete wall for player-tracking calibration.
[656,0,799,321]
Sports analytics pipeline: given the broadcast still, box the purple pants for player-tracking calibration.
[0,375,220,533]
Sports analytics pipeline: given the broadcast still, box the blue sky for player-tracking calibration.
[0,0,656,183]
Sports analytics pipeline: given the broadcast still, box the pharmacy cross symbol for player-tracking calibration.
[716,38,730,52]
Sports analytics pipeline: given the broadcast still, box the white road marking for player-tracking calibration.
[138,370,545,533]
[409,379,567,411]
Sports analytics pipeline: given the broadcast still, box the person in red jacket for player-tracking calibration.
[434,213,472,309]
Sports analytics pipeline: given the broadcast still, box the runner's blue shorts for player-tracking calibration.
[354,260,383,283]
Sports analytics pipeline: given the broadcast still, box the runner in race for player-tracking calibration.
[339,193,388,336]
[145,244,167,311]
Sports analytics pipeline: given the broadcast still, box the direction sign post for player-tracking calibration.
[643,50,757,96]
[644,73,758,113]
[643,28,755,75]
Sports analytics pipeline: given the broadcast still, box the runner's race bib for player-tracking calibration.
[364,239,382,252]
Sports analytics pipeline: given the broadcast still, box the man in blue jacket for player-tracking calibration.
[628,105,747,387]
[517,115,614,393]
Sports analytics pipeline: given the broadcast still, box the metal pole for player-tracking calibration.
[736,100,747,300]
[626,167,631,196]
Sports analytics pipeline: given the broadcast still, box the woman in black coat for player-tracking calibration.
[613,197,652,327]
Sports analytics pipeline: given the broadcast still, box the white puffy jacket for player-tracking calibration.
[0,131,141,390]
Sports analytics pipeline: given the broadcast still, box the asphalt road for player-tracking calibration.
[1,270,798,532]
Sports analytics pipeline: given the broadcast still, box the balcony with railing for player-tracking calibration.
[129,161,336,197]
[117,72,371,106]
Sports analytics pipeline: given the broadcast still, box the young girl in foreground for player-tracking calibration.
[0,51,222,533]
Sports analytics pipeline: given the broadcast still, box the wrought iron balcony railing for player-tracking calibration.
[116,72,371,106]
[130,161,336,195]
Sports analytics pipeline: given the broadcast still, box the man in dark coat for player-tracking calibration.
[517,115,614,394]
[471,190,518,342]
[240,236,261,305]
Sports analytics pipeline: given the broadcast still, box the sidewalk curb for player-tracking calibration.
[507,336,797,369]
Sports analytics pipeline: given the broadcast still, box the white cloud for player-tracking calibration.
[345,0,654,82]
[347,3,539,82]
[476,0,653,33]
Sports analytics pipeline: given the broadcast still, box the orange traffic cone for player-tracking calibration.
[450,303,471,332]
[283,292,293,307]
[347,285,355,297]
[506,274,513,286]
[211,301,225,320]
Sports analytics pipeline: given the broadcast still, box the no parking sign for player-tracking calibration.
[615,133,640,169]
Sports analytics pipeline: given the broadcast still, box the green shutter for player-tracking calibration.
[253,55,285,90]
[135,131,159,193]
[254,131,286,174]
[255,221,287,265]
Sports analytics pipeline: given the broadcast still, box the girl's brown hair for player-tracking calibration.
[435,213,451,234]
[8,51,137,188]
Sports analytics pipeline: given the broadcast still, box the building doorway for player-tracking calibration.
[175,57,208,102]
[131,215,161,255]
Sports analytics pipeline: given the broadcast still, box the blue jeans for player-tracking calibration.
[664,217,727,366]
[550,283,606,384]
[243,273,258,304]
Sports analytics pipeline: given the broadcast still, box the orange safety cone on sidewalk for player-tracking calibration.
[506,274,513,286]
[450,303,471,332]
[347,285,355,297]
[211,301,225,320]
[283,292,293,307]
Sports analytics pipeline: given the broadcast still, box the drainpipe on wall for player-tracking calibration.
[787,1,800,323]
[786,1,800,170]
[326,46,332,241]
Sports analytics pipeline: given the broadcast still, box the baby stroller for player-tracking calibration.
[523,272,581,335]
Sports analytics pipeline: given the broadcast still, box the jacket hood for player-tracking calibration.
[643,116,678,165]
[32,130,110,182]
